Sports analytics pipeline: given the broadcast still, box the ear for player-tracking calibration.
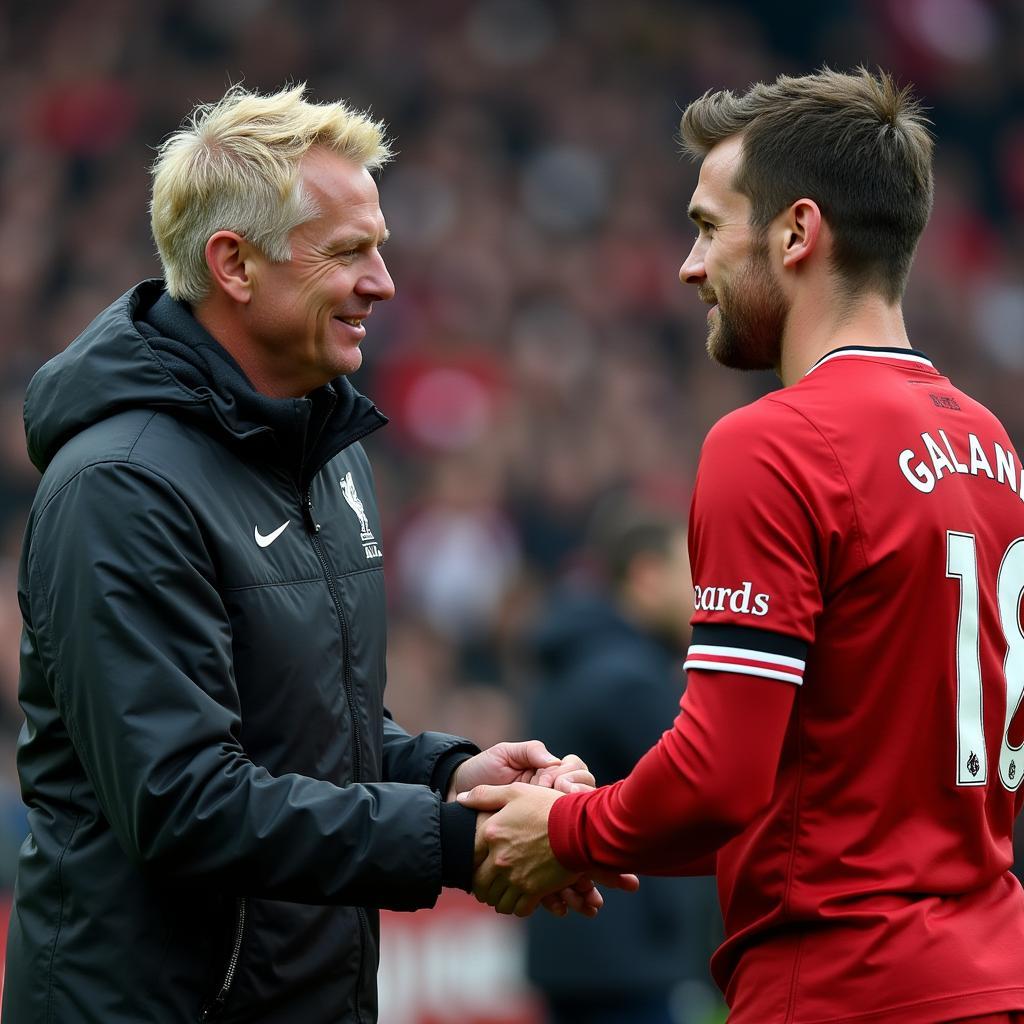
[205,231,257,304]
[780,198,822,270]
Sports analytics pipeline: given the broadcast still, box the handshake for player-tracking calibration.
[446,741,639,919]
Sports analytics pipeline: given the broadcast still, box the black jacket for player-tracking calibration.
[4,281,479,1024]
[526,589,720,999]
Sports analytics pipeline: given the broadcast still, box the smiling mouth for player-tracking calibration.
[335,316,365,328]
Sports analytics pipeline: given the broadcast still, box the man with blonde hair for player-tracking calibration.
[3,84,628,1024]
[462,68,1024,1023]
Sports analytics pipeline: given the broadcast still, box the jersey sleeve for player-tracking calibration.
[684,398,858,685]
[547,667,796,874]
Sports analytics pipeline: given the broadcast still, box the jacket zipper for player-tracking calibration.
[302,487,366,1023]
[355,905,371,1021]
[302,489,363,783]
[199,897,247,1021]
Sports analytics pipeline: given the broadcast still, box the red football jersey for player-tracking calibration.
[550,347,1024,1022]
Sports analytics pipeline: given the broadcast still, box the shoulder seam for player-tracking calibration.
[34,453,195,528]
[763,396,870,574]
[36,409,167,520]
[125,411,160,462]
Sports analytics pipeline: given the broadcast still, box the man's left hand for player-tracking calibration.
[445,741,594,801]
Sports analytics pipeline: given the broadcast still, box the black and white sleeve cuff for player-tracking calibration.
[684,624,808,686]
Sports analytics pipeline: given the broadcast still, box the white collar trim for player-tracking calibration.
[805,348,935,376]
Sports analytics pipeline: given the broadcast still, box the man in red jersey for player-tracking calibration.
[460,69,1024,1023]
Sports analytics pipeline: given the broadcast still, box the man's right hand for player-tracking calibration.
[468,785,639,919]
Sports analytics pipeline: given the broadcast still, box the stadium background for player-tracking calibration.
[0,1,1022,1021]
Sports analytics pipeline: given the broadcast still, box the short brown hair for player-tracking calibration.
[680,67,934,302]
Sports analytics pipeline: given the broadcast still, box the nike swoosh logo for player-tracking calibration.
[254,521,290,548]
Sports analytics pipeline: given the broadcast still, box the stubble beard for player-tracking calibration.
[703,245,788,372]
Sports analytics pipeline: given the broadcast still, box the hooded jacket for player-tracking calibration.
[4,281,478,1024]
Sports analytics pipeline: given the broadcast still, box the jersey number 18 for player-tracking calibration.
[946,531,1024,790]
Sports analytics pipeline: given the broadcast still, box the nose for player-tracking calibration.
[679,239,706,286]
[358,249,396,302]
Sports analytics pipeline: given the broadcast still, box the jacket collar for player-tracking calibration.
[24,280,387,478]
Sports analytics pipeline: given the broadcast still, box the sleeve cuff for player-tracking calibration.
[547,789,595,873]
[431,748,477,797]
[439,800,477,891]
[685,623,808,686]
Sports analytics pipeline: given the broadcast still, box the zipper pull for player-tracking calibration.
[199,995,225,1021]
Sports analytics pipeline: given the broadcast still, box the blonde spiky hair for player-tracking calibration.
[150,83,393,303]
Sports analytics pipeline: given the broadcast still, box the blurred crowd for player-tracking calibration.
[0,0,1022,897]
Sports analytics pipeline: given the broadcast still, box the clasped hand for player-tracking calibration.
[445,739,595,801]
[453,752,639,920]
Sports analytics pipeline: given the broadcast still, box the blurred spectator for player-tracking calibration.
[0,558,28,889]
[525,497,722,1024]
[393,448,522,640]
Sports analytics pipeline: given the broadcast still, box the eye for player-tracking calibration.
[692,220,715,241]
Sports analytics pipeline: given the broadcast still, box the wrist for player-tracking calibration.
[445,768,461,802]
[433,750,475,800]
[547,788,593,872]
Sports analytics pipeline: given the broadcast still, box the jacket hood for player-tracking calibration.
[25,280,386,475]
